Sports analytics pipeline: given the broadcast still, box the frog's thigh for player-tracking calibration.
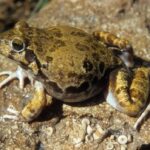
[106,67,149,116]
[93,31,134,68]
[93,31,130,49]
[21,81,48,121]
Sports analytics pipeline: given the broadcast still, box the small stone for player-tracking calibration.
[110,135,115,140]
[93,130,101,140]
[117,135,128,145]
[87,125,94,135]
[46,127,54,136]
[73,138,82,145]
[106,142,114,150]
[82,118,90,126]
[127,134,132,143]
[85,134,94,142]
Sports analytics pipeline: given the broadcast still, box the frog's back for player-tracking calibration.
[31,26,119,102]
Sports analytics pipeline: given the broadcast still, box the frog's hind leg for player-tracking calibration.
[93,31,134,68]
[106,67,150,130]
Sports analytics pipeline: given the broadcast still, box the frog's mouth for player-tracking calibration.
[43,76,104,103]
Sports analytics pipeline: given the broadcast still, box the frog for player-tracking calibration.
[0,21,149,130]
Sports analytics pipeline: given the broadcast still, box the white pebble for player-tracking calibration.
[87,125,94,135]
[82,118,90,126]
[73,138,82,144]
[106,142,114,150]
[85,134,94,142]
[117,135,128,145]
[93,130,101,140]
[7,105,19,115]
[46,127,54,136]
[127,134,132,143]
[96,124,104,133]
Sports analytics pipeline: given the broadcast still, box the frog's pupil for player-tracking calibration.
[12,39,24,52]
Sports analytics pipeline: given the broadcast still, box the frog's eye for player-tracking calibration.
[10,38,25,52]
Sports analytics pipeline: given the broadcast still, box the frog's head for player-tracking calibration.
[0,21,37,67]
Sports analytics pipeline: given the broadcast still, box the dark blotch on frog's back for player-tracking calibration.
[36,46,44,53]
[50,28,63,38]
[46,56,53,63]
[83,59,93,72]
[54,39,66,48]
[92,53,99,61]
[70,31,88,37]
[66,82,89,93]
[75,42,90,51]
[48,39,66,52]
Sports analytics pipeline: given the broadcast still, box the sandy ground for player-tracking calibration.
[0,0,150,149]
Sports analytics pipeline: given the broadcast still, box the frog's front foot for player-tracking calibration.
[0,66,34,89]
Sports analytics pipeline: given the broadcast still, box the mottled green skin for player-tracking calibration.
[0,21,121,102]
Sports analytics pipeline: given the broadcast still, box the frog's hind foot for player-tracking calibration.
[0,66,34,89]
[93,31,134,68]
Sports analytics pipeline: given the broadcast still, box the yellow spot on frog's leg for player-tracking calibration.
[21,81,47,121]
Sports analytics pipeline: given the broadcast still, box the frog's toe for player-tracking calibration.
[0,71,17,88]
[0,66,35,89]
[21,81,47,121]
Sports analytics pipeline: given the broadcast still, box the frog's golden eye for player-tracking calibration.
[10,38,25,52]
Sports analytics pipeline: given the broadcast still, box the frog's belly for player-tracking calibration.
[44,79,103,103]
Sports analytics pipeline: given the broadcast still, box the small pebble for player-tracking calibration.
[117,135,128,145]
[127,134,132,143]
[46,127,54,136]
[81,118,90,126]
[87,125,94,135]
[85,134,94,142]
[93,130,101,140]
[106,142,114,150]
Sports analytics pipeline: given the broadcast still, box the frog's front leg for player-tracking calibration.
[0,66,34,89]
[0,66,47,122]
[106,67,150,130]
[93,31,134,68]
[21,80,47,121]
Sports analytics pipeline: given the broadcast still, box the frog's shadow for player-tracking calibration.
[37,56,150,122]
[37,93,105,122]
